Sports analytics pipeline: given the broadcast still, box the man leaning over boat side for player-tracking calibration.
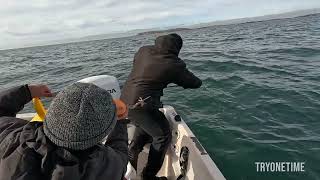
[0,83,128,180]
[121,33,202,180]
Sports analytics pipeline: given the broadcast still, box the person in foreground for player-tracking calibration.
[121,33,202,180]
[0,83,128,180]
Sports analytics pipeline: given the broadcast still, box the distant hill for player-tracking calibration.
[137,28,191,36]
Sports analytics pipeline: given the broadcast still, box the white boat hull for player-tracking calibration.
[17,105,225,180]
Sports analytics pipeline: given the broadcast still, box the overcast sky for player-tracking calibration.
[1,0,320,49]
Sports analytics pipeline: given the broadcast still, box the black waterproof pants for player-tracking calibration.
[128,108,172,177]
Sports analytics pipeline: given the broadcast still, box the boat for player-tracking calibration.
[16,75,226,180]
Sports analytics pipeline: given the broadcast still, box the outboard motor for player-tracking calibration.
[78,75,121,99]
[31,75,122,122]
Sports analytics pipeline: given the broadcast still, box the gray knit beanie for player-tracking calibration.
[43,82,117,150]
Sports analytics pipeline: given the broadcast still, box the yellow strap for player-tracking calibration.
[31,98,47,122]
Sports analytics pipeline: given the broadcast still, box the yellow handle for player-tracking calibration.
[31,97,127,121]
[31,98,47,122]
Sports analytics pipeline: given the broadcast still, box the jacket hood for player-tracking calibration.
[155,33,183,55]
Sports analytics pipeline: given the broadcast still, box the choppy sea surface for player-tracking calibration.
[1,14,320,180]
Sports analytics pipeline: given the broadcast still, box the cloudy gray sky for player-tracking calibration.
[1,0,320,49]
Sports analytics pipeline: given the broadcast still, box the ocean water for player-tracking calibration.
[1,14,320,180]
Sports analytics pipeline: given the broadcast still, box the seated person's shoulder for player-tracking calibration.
[0,116,28,132]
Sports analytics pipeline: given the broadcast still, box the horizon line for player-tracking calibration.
[1,8,319,51]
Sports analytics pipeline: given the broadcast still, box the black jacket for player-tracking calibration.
[121,34,202,108]
[0,85,128,180]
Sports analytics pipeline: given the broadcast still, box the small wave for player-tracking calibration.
[187,51,246,59]
[87,56,106,62]
[213,75,245,82]
[259,47,320,57]
[221,37,245,42]
[254,37,264,40]
[48,66,84,75]
[199,60,297,77]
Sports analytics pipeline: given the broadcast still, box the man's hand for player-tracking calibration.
[28,84,53,98]
[113,99,128,120]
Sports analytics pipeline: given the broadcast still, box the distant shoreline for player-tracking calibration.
[136,9,320,35]
[2,8,320,51]
[136,28,191,36]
